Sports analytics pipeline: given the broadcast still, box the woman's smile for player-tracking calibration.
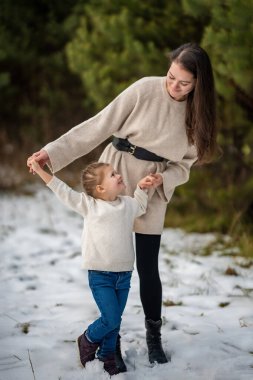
[166,61,196,101]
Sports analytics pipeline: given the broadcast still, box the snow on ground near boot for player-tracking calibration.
[1,185,253,380]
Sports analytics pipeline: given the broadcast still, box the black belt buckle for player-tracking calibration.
[128,144,136,155]
[112,136,164,162]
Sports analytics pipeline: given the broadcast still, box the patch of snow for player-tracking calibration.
[0,186,253,379]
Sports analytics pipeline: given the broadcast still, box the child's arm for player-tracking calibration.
[132,175,154,218]
[133,174,162,217]
[31,159,89,217]
[133,186,148,217]
[31,159,53,184]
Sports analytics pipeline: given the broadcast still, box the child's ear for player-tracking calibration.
[96,184,105,194]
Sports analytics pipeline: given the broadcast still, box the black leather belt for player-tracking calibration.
[112,137,164,162]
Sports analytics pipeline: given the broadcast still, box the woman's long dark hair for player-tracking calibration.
[170,43,218,163]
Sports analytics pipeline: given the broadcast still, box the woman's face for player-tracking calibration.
[166,61,196,101]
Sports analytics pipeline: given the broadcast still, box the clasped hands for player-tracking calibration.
[138,173,163,190]
[27,150,49,174]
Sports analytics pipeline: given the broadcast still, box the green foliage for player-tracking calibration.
[203,0,253,237]
[0,0,86,144]
[203,0,253,95]
[1,0,253,251]
[179,0,253,245]
[66,0,204,109]
[182,0,212,19]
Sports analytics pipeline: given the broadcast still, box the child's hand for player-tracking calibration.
[29,158,53,184]
[138,173,163,190]
[27,149,50,174]
[30,159,41,174]
[138,175,155,190]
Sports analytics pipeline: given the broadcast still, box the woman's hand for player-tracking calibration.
[149,173,163,188]
[27,150,50,173]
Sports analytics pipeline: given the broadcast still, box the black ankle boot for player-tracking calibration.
[115,334,127,372]
[145,318,170,364]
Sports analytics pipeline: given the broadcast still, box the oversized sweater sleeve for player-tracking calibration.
[132,186,148,217]
[46,176,90,217]
[43,82,138,173]
[157,144,198,202]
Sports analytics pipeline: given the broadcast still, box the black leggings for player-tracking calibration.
[135,233,162,321]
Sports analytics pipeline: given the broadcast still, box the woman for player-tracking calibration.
[27,42,217,371]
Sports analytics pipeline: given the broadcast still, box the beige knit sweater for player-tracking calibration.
[44,76,198,234]
[47,176,148,271]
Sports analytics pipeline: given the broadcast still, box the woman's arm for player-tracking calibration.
[156,144,198,202]
[39,83,138,173]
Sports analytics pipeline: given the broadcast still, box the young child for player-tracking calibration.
[30,159,157,376]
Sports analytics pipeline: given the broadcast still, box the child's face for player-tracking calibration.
[100,165,126,200]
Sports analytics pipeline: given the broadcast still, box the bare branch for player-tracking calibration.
[28,350,36,380]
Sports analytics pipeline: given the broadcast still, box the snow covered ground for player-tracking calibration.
[1,184,253,380]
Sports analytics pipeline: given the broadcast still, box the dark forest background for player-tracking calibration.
[0,0,252,256]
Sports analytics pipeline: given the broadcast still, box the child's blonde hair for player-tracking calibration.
[81,162,109,197]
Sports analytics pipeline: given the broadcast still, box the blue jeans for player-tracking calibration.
[86,270,132,358]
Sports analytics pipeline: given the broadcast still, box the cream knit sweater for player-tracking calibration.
[47,176,148,271]
[44,77,198,234]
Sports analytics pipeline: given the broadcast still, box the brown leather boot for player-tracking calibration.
[77,333,99,367]
[99,354,121,376]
